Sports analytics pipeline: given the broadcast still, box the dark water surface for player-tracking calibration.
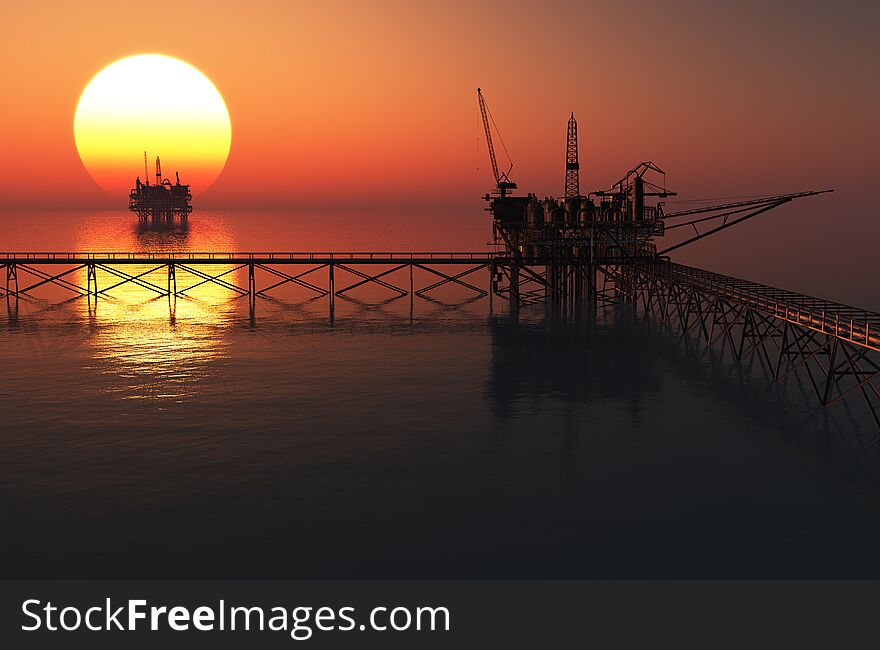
[2,210,880,578]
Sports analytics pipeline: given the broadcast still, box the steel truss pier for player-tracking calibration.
[631,261,880,435]
[3,251,879,432]
[1,253,618,309]
[0,252,494,312]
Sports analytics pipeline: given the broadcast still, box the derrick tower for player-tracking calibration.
[564,113,579,199]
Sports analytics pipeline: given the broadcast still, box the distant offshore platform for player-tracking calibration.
[129,153,192,219]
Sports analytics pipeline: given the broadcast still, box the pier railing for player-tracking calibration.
[2,251,879,431]
[0,251,494,262]
[1,251,497,312]
[636,260,880,431]
[646,261,880,352]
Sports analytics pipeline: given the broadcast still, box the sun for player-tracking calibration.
[74,53,232,198]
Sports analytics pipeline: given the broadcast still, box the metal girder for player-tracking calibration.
[174,264,249,296]
[634,264,880,434]
[335,264,409,296]
[414,263,488,298]
[176,264,248,296]
[255,263,328,297]
[15,264,89,296]
[96,264,168,296]
[657,200,788,256]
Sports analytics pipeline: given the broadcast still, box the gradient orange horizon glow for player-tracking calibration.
[0,0,876,212]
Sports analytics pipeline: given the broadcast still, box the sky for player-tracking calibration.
[1,0,877,303]
[0,0,875,211]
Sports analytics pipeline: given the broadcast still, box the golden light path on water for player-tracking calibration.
[72,213,239,401]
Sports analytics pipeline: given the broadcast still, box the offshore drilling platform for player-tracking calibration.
[477,88,829,305]
[129,153,192,219]
[477,88,879,434]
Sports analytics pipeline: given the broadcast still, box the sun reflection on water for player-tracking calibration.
[73,214,241,401]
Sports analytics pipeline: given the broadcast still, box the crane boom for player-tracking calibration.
[477,88,516,198]
[657,189,834,256]
[477,88,500,186]
[662,190,833,219]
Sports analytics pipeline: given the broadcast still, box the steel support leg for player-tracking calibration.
[167,263,177,296]
[489,261,494,313]
[329,263,335,315]
[87,263,97,298]
[511,261,519,305]
[6,263,18,296]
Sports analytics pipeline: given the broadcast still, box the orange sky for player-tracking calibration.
[0,0,876,211]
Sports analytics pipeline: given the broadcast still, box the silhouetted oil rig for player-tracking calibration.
[129,153,192,219]
[476,88,829,304]
[473,89,880,433]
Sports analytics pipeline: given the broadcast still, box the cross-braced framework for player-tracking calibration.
[631,261,880,435]
[490,259,634,307]
[4,250,878,432]
[563,113,579,199]
[0,252,493,314]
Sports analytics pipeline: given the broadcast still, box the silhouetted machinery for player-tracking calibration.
[129,153,192,219]
[476,88,830,303]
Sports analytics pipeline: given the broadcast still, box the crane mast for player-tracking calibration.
[477,88,499,186]
[477,88,516,198]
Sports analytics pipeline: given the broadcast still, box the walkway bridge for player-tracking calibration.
[633,261,880,434]
[2,251,878,434]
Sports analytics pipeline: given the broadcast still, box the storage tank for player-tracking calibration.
[602,204,620,222]
[578,199,593,224]
[544,198,564,224]
[564,197,580,225]
[527,199,545,227]
[632,176,644,222]
[540,199,549,223]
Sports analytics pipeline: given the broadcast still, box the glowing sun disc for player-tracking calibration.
[74,53,232,198]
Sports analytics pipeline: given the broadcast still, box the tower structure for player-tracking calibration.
[564,113,579,199]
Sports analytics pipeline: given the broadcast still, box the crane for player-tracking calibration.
[657,189,833,256]
[477,88,516,197]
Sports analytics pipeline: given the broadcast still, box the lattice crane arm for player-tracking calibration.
[663,190,833,219]
[657,189,834,256]
[477,88,500,186]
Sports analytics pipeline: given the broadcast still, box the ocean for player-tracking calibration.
[2,209,880,578]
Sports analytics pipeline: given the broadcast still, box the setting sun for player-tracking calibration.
[73,53,231,198]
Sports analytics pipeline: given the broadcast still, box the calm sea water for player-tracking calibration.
[2,209,880,578]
